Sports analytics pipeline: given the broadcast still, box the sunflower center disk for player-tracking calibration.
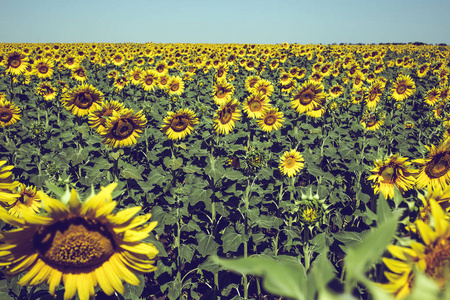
[299,90,314,105]
[35,219,115,270]
[75,92,94,109]
[264,114,276,126]
[396,83,407,94]
[381,166,396,183]
[249,100,262,112]
[0,108,13,122]
[425,152,450,179]
[285,157,296,168]
[114,119,134,138]
[10,58,21,68]
[39,65,49,74]
[171,116,189,132]
[425,242,450,286]
[171,83,179,92]
[219,108,233,124]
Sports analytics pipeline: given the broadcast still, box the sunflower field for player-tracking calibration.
[0,42,450,300]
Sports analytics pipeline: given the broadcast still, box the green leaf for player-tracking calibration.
[212,255,306,300]
[120,164,144,180]
[344,210,400,290]
[167,279,182,300]
[196,232,219,257]
[122,274,145,300]
[179,244,196,263]
[44,181,65,198]
[164,156,183,170]
[221,227,249,253]
[376,192,393,225]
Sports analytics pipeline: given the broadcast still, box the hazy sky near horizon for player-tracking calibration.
[1,0,449,44]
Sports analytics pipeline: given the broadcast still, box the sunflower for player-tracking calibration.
[88,100,125,134]
[72,65,88,82]
[35,81,58,101]
[352,71,365,89]
[257,107,284,132]
[0,99,21,127]
[7,183,41,217]
[414,139,450,192]
[140,69,159,91]
[279,149,305,177]
[244,75,261,94]
[328,84,344,99]
[5,51,29,75]
[113,75,129,92]
[33,58,54,79]
[424,87,441,106]
[381,199,450,298]
[351,88,366,104]
[417,63,430,78]
[213,79,235,106]
[291,81,326,114]
[212,99,241,135]
[63,54,79,70]
[101,109,147,148]
[62,84,103,117]
[0,160,20,207]
[253,79,274,97]
[157,74,171,90]
[0,183,158,300]
[306,97,327,118]
[111,52,125,66]
[368,154,418,199]
[129,66,143,85]
[161,108,199,140]
[243,93,271,119]
[155,60,168,76]
[391,75,416,101]
[168,76,185,96]
[361,110,385,131]
[366,80,385,109]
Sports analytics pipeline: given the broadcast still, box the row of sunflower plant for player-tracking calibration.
[0,42,449,299]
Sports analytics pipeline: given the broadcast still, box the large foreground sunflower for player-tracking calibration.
[212,99,241,135]
[62,84,104,117]
[0,160,20,207]
[368,154,418,199]
[0,98,21,127]
[279,149,305,177]
[414,139,450,192]
[161,108,199,140]
[101,108,147,148]
[380,199,450,298]
[0,183,158,300]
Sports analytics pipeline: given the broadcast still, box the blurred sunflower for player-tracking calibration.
[306,97,327,118]
[168,76,185,96]
[243,93,271,119]
[88,100,125,134]
[101,109,147,148]
[161,108,199,140]
[291,81,326,114]
[0,183,158,300]
[72,65,88,82]
[368,154,417,199]
[33,58,54,79]
[35,81,58,101]
[279,149,305,177]
[111,52,125,66]
[140,69,159,91]
[63,54,79,70]
[328,84,344,99]
[414,139,450,192]
[0,99,21,127]
[129,66,143,85]
[352,71,365,89]
[417,63,430,78]
[155,60,168,76]
[212,99,241,135]
[5,51,29,75]
[424,87,441,106]
[253,79,274,97]
[361,110,385,131]
[62,84,103,117]
[257,108,284,132]
[366,80,385,109]
[7,183,41,217]
[157,74,171,90]
[391,75,416,101]
[113,75,129,92]
[213,79,235,106]
[381,199,450,298]
[215,64,229,81]
[0,160,20,207]
[244,75,261,94]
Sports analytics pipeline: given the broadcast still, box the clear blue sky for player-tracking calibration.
[1,0,449,44]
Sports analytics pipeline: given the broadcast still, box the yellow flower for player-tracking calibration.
[7,183,41,217]
[291,81,326,114]
[381,199,450,298]
[161,108,199,140]
[257,108,284,132]
[0,183,158,300]
[391,75,416,101]
[62,84,103,117]
[212,99,241,135]
[368,154,418,199]
[0,98,21,127]
[279,149,305,177]
[101,109,147,148]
